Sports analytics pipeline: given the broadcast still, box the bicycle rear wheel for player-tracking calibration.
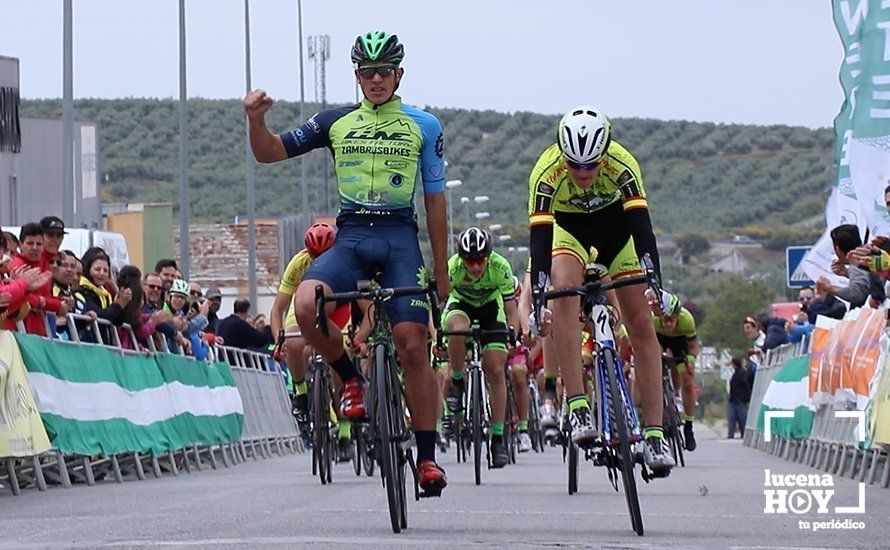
[312,366,332,485]
[604,350,643,536]
[663,377,686,468]
[352,424,363,476]
[376,343,407,533]
[360,425,376,476]
[529,383,543,453]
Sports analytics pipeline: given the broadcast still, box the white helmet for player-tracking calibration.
[557,106,611,165]
[457,227,492,260]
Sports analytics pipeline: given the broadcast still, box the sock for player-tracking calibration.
[330,353,360,383]
[415,430,437,462]
[644,426,665,440]
[518,419,528,432]
[295,379,308,396]
[338,419,351,440]
[685,415,695,424]
[491,423,504,437]
[544,375,557,395]
[451,370,464,381]
[568,394,589,412]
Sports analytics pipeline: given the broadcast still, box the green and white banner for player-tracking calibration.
[803,1,890,280]
[15,333,243,456]
[757,356,815,439]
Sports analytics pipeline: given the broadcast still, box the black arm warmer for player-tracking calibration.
[530,223,554,290]
[625,208,661,280]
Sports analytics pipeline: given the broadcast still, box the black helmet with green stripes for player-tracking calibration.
[351,31,404,66]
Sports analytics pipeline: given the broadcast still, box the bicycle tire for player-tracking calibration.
[604,350,643,536]
[360,426,376,476]
[376,343,406,533]
[504,385,516,464]
[352,429,363,476]
[663,377,686,468]
[471,367,483,486]
[568,440,579,495]
[312,366,332,485]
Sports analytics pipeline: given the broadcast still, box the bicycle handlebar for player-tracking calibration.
[315,278,441,339]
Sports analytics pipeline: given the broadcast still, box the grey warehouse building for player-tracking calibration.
[0,55,102,229]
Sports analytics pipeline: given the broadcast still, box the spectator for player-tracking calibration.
[142,272,176,351]
[742,316,766,349]
[2,231,19,254]
[804,285,846,322]
[52,251,78,339]
[204,286,222,333]
[0,237,50,326]
[816,224,883,309]
[6,223,67,336]
[784,311,813,344]
[216,298,274,351]
[188,281,203,306]
[727,357,753,439]
[155,259,178,293]
[162,279,202,354]
[74,248,132,344]
[62,249,83,280]
[116,266,154,350]
[39,216,67,265]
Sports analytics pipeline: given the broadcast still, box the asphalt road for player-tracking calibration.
[2,425,887,549]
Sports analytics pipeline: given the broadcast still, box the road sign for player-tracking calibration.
[786,246,814,289]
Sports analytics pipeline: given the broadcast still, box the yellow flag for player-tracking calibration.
[0,331,51,457]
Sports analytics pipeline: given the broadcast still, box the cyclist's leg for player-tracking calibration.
[379,226,446,488]
[609,237,673,471]
[443,298,470,390]
[549,253,585,400]
[510,355,530,431]
[479,300,509,439]
[294,231,366,418]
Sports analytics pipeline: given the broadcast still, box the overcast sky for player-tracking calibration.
[0,0,843,128]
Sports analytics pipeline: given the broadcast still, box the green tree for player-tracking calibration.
[675,233,710,257]
[698,275,774,355]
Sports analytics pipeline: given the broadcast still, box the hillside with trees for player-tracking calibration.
[22,98,834,241]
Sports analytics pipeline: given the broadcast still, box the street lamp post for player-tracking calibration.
[446,179,462,256]
[475,212,490,221]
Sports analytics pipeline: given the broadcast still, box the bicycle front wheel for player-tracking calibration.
[376,343,407,533]
[471,367,483,486]
[604,350,643,536]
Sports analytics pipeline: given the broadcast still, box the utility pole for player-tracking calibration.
[62,0,74,226]
[244,0,257,311]
[308,35,330,213]
[177,0,190,279]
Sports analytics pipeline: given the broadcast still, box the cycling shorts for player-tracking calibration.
[442,297,508,353]
[658,334,694,373]
[303,222,429,326]
[552,212,643,281]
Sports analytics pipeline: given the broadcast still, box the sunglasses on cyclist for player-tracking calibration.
[356,65,397,79]
[565,158,602,171]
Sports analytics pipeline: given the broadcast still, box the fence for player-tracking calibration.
[743,320,890,490]
[0,313,302,496]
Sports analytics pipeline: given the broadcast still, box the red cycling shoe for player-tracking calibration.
[416,459,447,495]
[339,378,366,420]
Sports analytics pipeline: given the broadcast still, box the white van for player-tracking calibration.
[2,226,131,274]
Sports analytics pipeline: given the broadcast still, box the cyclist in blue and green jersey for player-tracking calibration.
[441,228,521,468]
[244,31,450,493]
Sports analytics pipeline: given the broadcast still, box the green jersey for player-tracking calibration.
[447,251,515,307]
[653,308,697,339]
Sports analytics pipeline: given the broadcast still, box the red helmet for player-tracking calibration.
[305,223,336,257]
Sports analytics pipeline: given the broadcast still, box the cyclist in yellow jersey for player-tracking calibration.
[649,291,700,451]
[270,224,347,430]
[528,106,674,475]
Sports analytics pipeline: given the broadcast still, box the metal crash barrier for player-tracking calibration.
[744,333,890,490]
[1,314,302,496]
[216,344,301,461]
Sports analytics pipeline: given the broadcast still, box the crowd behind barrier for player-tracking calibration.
[0,312,301,497]
[743,307,890,489]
